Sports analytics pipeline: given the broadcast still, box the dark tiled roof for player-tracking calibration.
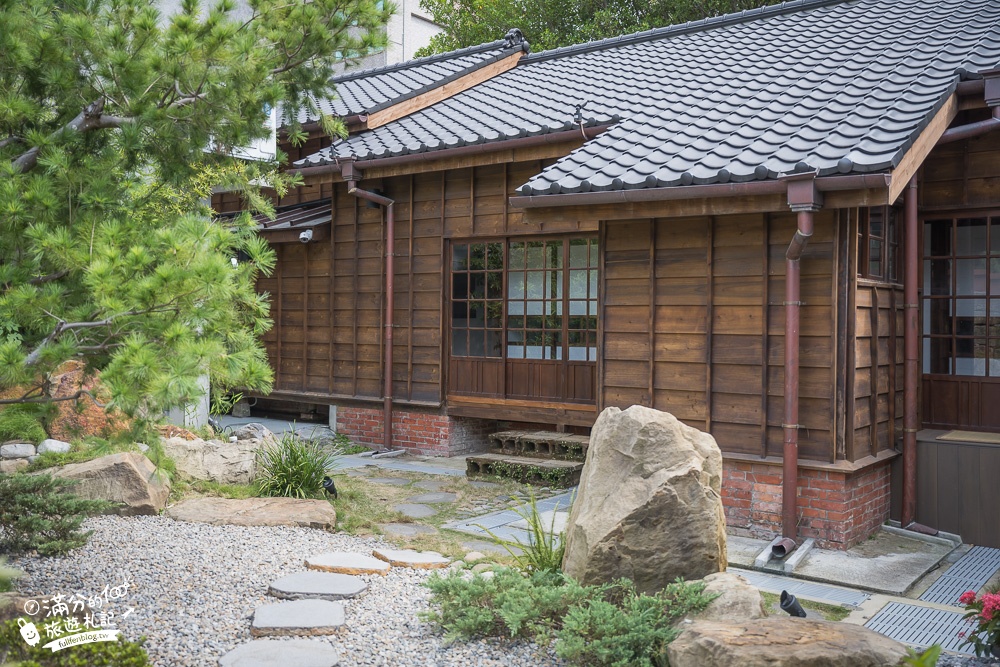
[249,200,331,232]
[293,39,527,124]
[295,0,1000,196]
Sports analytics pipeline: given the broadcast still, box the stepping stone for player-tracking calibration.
[218,639,340,666]
[368,477,411,486]
[467,480,500,488]
[413,479,449,491]
[380,522,438,538]
[511,510,568,533]
[251,599,345,637]
[268,572,367,601]
[373,548,450,569]
[345,469,371,477]
[166,497,337,530]
[305,552,391,575]
[404,492,458,504]
[394,503,437,518]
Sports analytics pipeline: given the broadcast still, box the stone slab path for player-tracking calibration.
[251,599,346,637]
[405,492,458,503]
[393,503,437,518]
[305,552,391,575]
[268,572,368,601]
[218,639,341,667]
[443,490,575,543]
[373,548,450,569]
[380,522,438,538]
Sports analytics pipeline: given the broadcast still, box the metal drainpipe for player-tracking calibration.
[901,177,919,527]
[782,208,815,543]
[348,180,396,452]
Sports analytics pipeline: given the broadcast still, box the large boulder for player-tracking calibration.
[562,406,726,594]
[666,618,908,667]
[49,452,169,515]
[161,436,264,485]
[692,572,767,623]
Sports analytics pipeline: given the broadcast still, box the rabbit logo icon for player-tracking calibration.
[18,618,40,647]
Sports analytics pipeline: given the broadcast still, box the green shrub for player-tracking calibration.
[254,433,330,499]
[0,474,111,556]
[0,406,47,444]
[902,645,941,666]
[422,568,715,665]
[0,618,151,666]
[478,491,566,573]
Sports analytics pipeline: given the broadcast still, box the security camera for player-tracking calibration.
[299,229,313,243]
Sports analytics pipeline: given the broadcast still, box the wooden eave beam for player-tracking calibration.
[363,51,525,131]
[888,93,959,203]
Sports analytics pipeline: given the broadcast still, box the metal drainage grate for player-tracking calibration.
[920,546,1000,606]
[729,567,870,607]
[865,602,973,654]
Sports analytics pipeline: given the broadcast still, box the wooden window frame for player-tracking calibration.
[858,205,901,282]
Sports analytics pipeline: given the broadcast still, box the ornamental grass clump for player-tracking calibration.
[959,590,1000,656]
[477,491,567,573]
[253,432,331,499]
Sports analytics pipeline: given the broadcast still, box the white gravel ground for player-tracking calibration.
[12,515,563,667]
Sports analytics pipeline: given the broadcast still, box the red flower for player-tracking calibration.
[959,591,978,606]
[959,631,967,638]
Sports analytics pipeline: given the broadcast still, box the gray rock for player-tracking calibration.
[268,572,367,600]
[691,572,766,623]
[48,452,169,515]
[219,639,341,667]
[666,618,908,667]
[165,497,337,530]
[413,480,449,491]
[231,423,278,446]
[1,443,35,459]
[0,459,29,474]
[403,492,457,504]
[37,439,71,455]
[563,405,726,594]
[160,435,264,485]
[380,523,438,538]
[305,552,391,575]
[393,503,437,518]
[251,599,346,637]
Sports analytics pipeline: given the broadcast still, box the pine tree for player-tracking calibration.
[0,0,392,413]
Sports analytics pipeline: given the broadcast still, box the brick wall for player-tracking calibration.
[722,459,892,550]
[333,405,494,456]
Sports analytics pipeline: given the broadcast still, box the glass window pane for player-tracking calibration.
[991,299,1000,338]
[570,239,589,268]
[925,220,951,257]
[990,339,1000,377]
[924,298,951,335]
[955,337,986,376]
[992,258,1000,298]
[569,300,588,316]
[869,239,882,276]
[452,244,468,270]
[926,336,951,374]
[486,303,502,329]
[527,242,544,269]
[452,273,468,300]
[507,314,524,328]
[469,273,486,299]
[993,219,1000,255]
[469,301,485,326]
[589,300,598,317]
[925,259,951,296]
[508,301,524,316]
[452,301,468,326]
[486,243,503,270]
[527,315,543,330]
[956,218,988,256]
[486,330,502,357]
[955,298,987,336]
[470,244,486,270]
[589,239,599,266]
[507,343,524,359]
[589,269,598,298]
[526,271,545,299]
[526,331,543,359]
[469,329,485,357]
[486,271,503,299]
[869,207,884,238]
[452,330,467,356]
[546,270,562,300]
[508,273,525,300]
[569,270,589,299]
[957,258,988,296]
[526,301,543,316]
[546,243,562,269]
[509,242,525,270]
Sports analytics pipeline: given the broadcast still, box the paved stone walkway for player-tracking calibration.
[443,490,575,544]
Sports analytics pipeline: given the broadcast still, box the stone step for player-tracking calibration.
[305,552,391,575]
[372,548,450,569]
[218,639,341,666]
[466,453,583,487]
[251,599,346,637]
[267,572,368,601]
[487,430,590,461]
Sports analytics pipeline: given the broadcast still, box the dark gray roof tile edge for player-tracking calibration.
[521,0,849,64]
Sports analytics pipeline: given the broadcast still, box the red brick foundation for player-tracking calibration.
[332,405,494,456]
[722,459,892,550]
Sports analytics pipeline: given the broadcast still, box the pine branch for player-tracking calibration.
[28,270,70,285]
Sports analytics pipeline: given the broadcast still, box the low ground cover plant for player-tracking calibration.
[422,567,714,666]
[0,405,47,444]
[0,474,110,556]
[0,618,151,666]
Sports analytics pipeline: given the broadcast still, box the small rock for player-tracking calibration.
[0,459,28,474]
[1,443,35,459]
[231,422,278,445]
[472,563,494,573]
[37,439,71,455]
[464,551,486,563]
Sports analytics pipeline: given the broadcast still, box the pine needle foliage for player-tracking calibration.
[0,0,392,415]
[0,473,112,556]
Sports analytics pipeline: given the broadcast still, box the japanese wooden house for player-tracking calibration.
[215,0,1000,549]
